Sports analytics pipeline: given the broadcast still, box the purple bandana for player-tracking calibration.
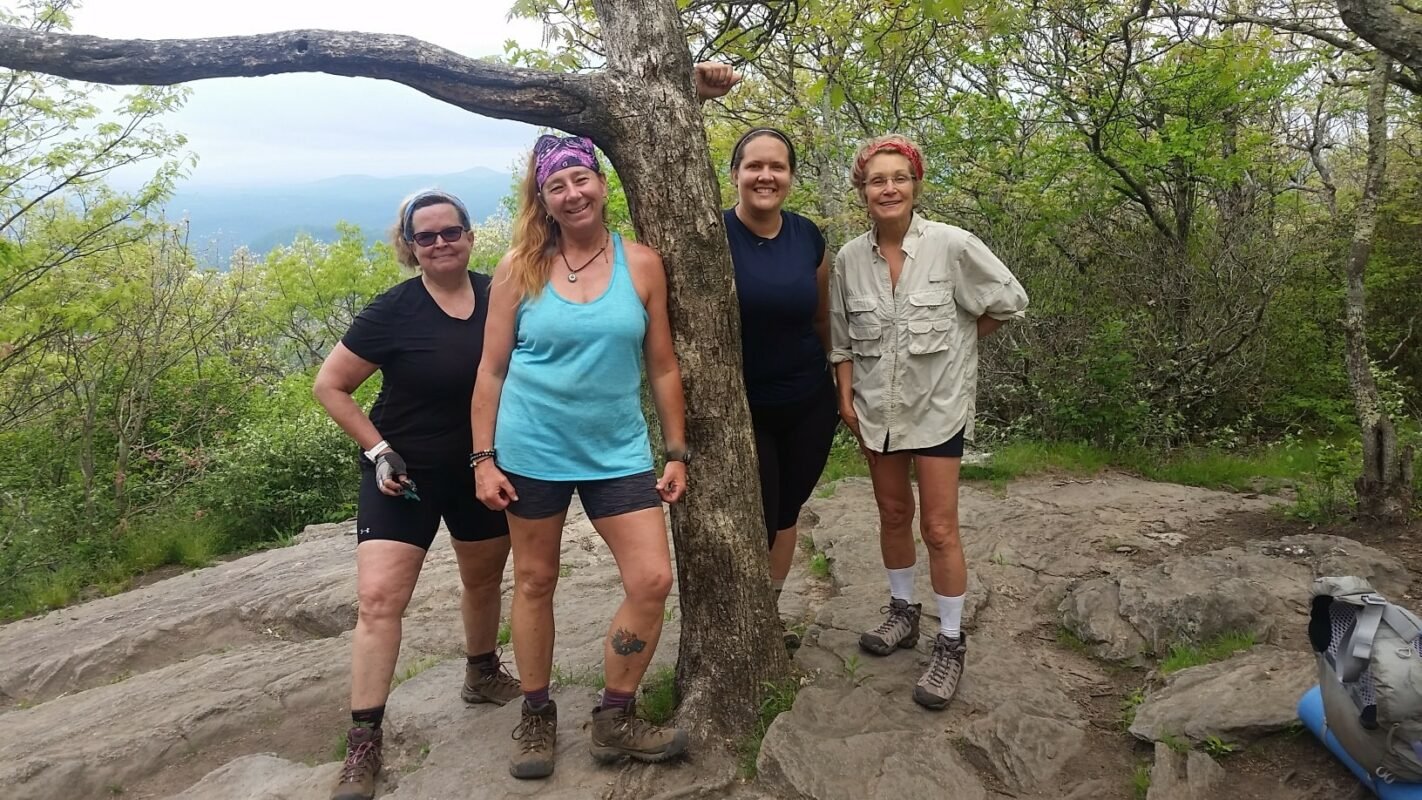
[534,134,601,188]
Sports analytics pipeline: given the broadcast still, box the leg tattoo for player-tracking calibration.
[610,628,646,656]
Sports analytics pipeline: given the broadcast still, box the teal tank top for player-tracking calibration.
[495,234,653,481]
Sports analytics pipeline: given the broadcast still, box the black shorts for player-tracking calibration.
[357,462,509,549]
[883,427,966,458]
[503,469,661,521]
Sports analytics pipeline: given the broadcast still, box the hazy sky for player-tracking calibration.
[66,1,546,187]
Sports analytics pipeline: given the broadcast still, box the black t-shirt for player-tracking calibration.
[724,208,828,406]
[341,271,491,469]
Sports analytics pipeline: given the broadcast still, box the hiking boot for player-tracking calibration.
[783,623,802,653]
[509,700,557,779]
[331,725,382,800]
[589,700,690,764]
[462,656,522,705]
[859,598,921,655]
[914,633,967,710]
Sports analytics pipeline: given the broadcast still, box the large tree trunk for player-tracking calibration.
[589,0,789,738]
[0,0,786,741]
[1343,54,1416,525]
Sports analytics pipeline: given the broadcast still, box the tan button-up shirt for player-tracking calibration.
[829,214,1028,452]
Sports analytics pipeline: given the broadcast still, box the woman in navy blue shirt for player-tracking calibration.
[724,128,839,648]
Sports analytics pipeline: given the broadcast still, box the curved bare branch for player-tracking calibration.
[0,25,613,134]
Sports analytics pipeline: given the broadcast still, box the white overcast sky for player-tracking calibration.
[65,1,546,187]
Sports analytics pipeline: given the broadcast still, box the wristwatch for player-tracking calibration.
[665,446,692,464]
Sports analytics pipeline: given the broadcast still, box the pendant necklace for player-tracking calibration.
[561,236,608,283]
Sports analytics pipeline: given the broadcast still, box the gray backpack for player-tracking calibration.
[1310,576,1422,784]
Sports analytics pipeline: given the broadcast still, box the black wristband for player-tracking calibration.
[470,449,497,467]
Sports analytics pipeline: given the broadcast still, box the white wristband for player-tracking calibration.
[363,440,391,462]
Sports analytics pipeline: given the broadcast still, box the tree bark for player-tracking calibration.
[0,0,787,741]
[589,0,790,740]
[1337,0,1422,88]
[1343,54,1416,525]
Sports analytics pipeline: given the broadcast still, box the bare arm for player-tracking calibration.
[312,343,382,450]
[977,316,1005,338]
[314,344,415,494]
[471,258,521,509]
[630,243,688,503]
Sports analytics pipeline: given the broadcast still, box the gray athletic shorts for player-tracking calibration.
[503,469,661,521]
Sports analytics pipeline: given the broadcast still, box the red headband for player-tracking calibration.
[857,140,924,182]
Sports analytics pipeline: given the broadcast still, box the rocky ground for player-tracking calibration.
[1,472,1416,800]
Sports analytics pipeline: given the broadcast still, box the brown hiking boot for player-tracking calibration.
[589,700,689,764]
[509,700,558,779]
[462,656,522,705]
[859,597,921,655]
[331,725,382,800]
[914,633,967,710]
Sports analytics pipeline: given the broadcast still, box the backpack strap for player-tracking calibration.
[1339,595,1388,682]
[1384,603,1422,645]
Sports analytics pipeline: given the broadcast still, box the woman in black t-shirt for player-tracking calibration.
[724,128,840,650]
[313,190,518,800]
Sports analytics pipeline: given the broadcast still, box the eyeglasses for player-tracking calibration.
[865,174,916,190]
[411,226,466,247]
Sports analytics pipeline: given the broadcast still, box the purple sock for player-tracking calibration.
[524,685,550,709]
[601,687,635,711]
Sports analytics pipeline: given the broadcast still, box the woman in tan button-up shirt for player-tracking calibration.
[829,135,1028,711]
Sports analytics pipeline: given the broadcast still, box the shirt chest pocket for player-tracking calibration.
[905,289,954,355]
[846,296,883,358]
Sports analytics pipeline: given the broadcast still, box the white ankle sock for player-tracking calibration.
[936,593,965,639]
[887,567,915,602]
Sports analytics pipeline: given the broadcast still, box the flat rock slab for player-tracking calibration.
[0,638,346,800]
[1147,742,1225,800]
[757,685,988,800]
[1060,534,1407,662]
[0,522,358,706]
[1129,646,1315,744]
[167,754,337,800]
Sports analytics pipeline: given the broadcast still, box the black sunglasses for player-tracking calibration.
[411,226,466,247]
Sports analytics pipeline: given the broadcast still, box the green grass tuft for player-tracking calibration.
[1055,626,1092,655]
[637,665,678,725]
[391,654,443,688]
[737,678,801,778]
[1159,631,1256,674]
[1131,762,1152,799]
[497,619,512,647]
[807,551,830,579]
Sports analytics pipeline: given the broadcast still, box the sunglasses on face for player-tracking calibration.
[411,226,466,247]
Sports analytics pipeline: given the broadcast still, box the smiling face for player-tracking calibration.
[861,152,918,227]
[409,202,472,274]
[540,166,607,233]
[732,134,793,215]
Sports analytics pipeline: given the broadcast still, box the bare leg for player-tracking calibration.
[868,452,916,569]
[508,512,567,693]
[591,507,673,694]
[350,540,426,709]
[914,455,966,596]
[452,537,512,655]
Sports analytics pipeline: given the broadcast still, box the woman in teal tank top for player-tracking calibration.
[471,134,691,779]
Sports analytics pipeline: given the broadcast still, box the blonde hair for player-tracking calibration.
[506,151,558,299]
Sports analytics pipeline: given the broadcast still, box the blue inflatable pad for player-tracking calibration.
[1298,685,1422,798]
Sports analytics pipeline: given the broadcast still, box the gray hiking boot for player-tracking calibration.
[331,725,382,800]
[589,700,690,764]
[462,656,522,705]
[859,597,922,655]
[509,700,558,779]
[914,633,967,710]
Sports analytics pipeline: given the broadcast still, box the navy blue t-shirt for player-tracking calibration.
[724,208,828,406]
